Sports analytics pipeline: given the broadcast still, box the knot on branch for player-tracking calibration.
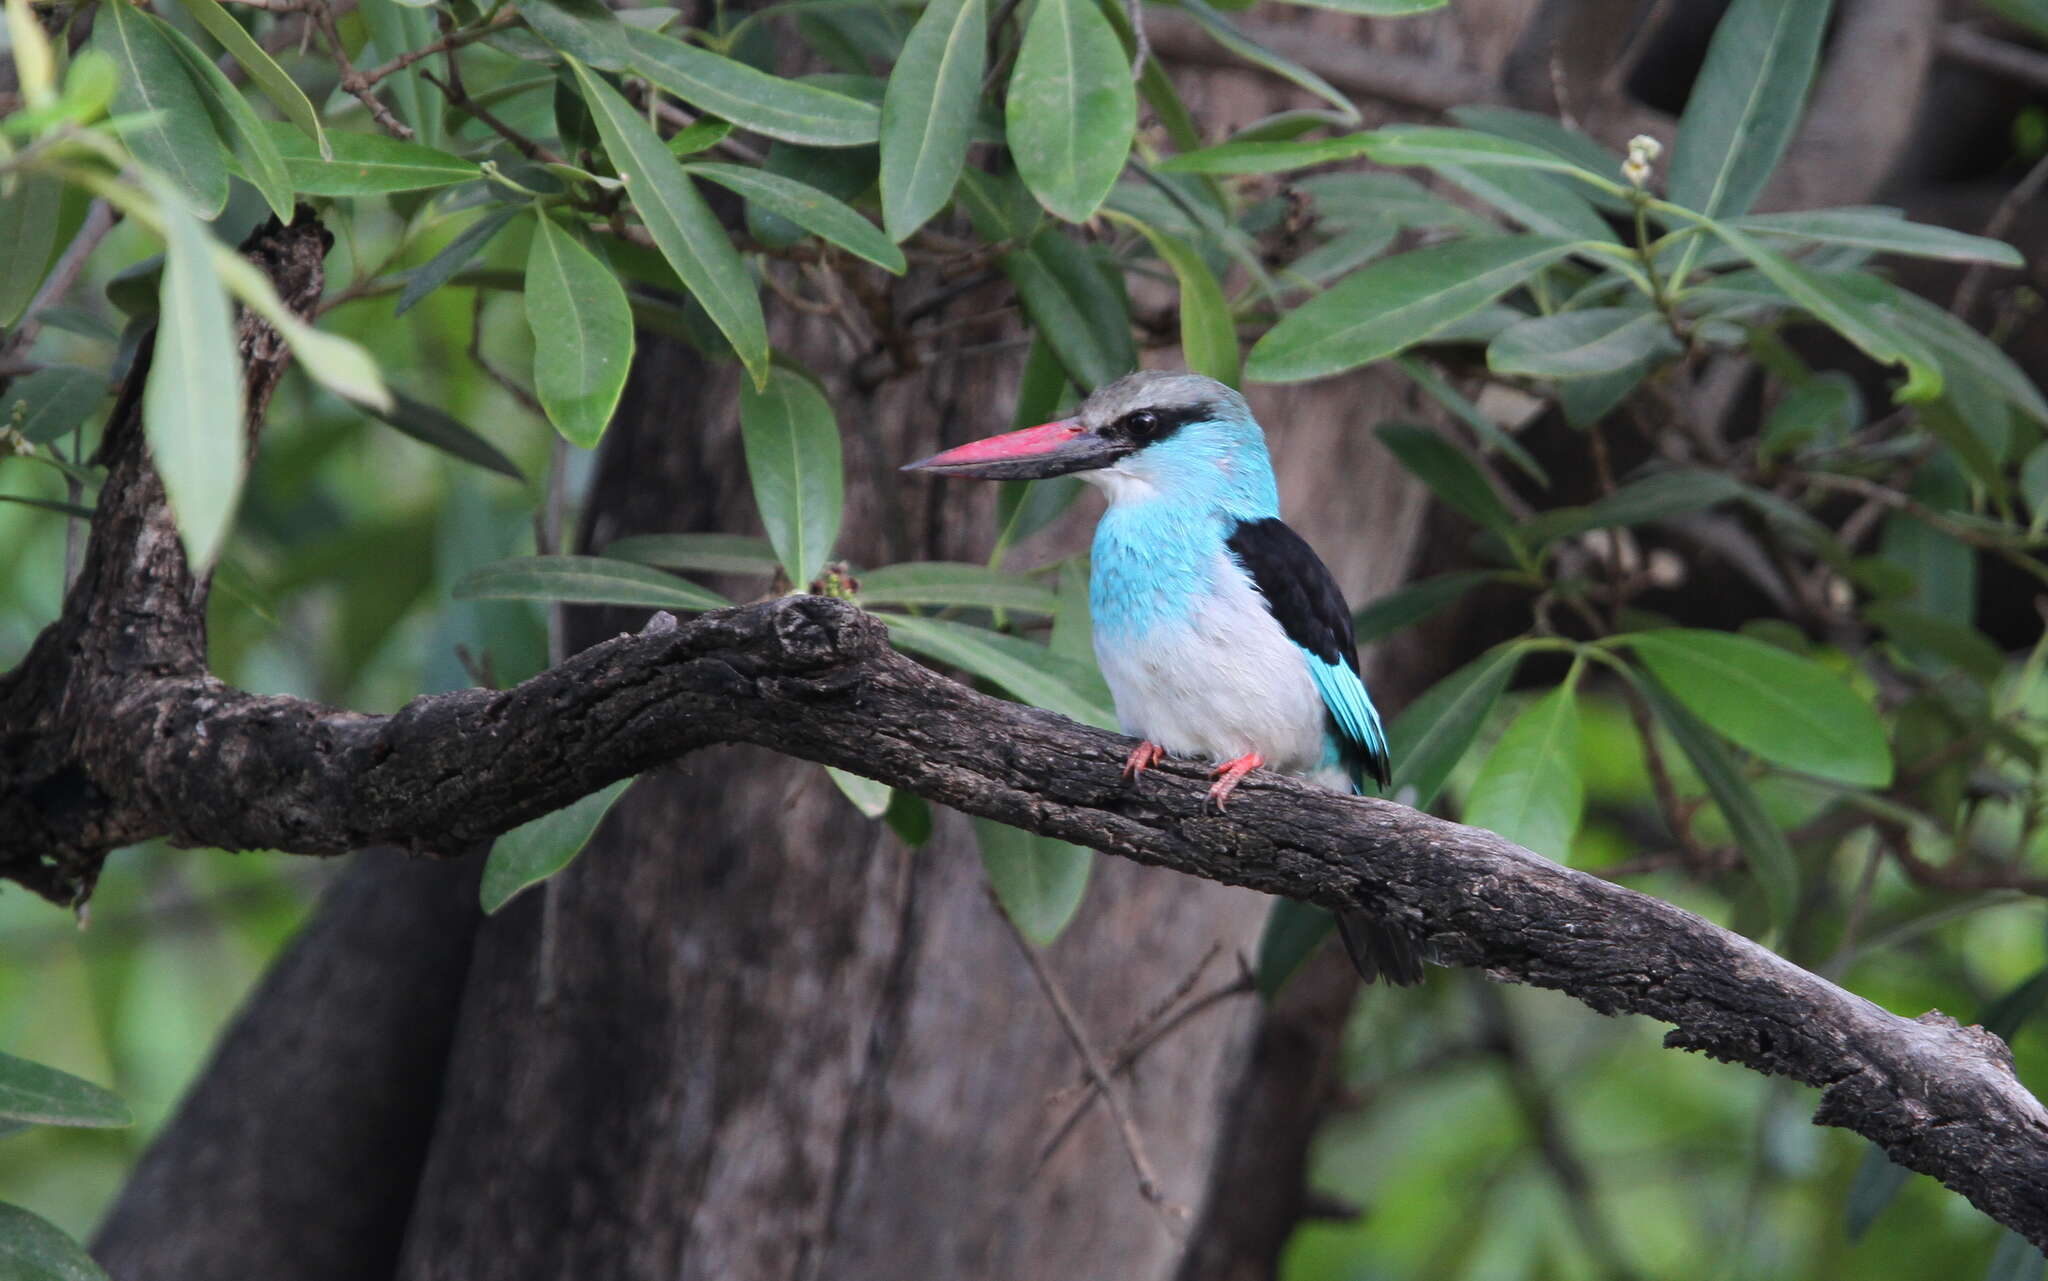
[732,595,888,671]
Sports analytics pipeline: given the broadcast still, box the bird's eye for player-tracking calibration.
[1125,410,1163,440]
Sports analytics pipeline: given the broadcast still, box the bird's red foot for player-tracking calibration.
[1205,753,1264,812]
[1122,740,1166,780]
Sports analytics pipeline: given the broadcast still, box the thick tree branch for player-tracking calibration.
[6,590,2048,1250]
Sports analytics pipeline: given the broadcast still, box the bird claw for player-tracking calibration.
[1204,753,1263,812]
[1122,740,1166,780]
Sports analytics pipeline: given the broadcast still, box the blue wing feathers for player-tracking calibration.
[1305,650,1391,789]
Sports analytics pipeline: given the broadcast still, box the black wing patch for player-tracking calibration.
[1224,517,1360,672]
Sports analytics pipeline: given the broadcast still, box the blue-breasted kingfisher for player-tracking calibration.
[903,370,1425,985]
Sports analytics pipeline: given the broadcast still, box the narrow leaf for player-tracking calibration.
[1108,211,1238,385]
[1731,207,2024,267]
[1353,571,1502,646]
[1247,236,1581,383]
[367,391,523,479]
[1270,0,1444,13]
[1254,898,1339,997]
[1621,628,1893,786]
[826,767,892,818]
[1169,0,1358,122]
[1374,422,1515,537]
[975,817,1092,945]
[154,11,293,221]
[684,162,904,273]
[1488,307,1681,379]
[856,561,1058,613]
[739,365,845,589]
[1464,683,1583,861]
[1005,0,1135,223]
[526,214,634,448]
[1845,1146,1913,1241]
[626,26,880,147]
[360,0,441,143]
[0,174,62,328]
[603,532,781,574]
[7,365,110,445]
[145,175,244,571]
[452,554,733,611]
[1629,668,1799,929]
[879,0,985,240]
[879,612,1114,726]
[264,122,480,195]
[1001,228,1137,390]
[568,57,770,384]
[174,0,329,158]
[397,205,523,316]
[480,777,635,913]
[0,1051,130,1128]
[0,1201,111,1281]
[515,0,630,70]
[1388,642,1524,809]
[98,0,230,218]
[1156,133,1376,175]
[1668,0,1834,218]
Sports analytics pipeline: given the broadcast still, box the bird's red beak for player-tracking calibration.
[902,420,1127,480]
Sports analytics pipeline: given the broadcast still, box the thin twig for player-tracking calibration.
[1123,0,1150,79]
[1952,145,2048,320]
[355,11,511,89]
[988,887,1177,1224]
[421,69,560,164]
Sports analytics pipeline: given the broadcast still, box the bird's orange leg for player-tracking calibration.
[1205,753,1264,811]
[1122,739,1166,779]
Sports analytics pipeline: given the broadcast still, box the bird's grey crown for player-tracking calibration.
[1075,370,1250,432]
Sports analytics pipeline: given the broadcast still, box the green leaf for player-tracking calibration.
[515,0,630,69]
[1107,211,1238,386]
[1760,371,1860,461]
[1520,469,1746,548]
[1353,571,1502,646]
[367,390,524,479]
[856,561,1058,613]
[878,0,984,239]
[684,162,904,273]
[265,122,481,195]
[1864,602,2007,686]
[826,766,892,818]
[1464,682,1583,861]
[1845,1146,1913,1241]
[1001,227,1137,390]
[452,554,733,611]
[1881,286,2048,425]
[603,532,781,574]
[1985,1230,2046,1281]
[0,1051,130,1128]
[1299,171,1487,233]
[1156,134,1376,175]
[145,174,244,572]
[6,365,109,445]
[1447,106,1625,195]
[1621,629,1893,786]
[0,1201,111,1281]
[666,118,734,157]
[739,365,844,589]
[396,205,523,316]
[1730,207,2023,267]
[1005,0,1135,223]
[626,26,880,147]
[1487,307,1680,379]
[1700,222,1942,401]
[0,494,95,518]
[1167,0,1358,123]
[1254,898,1338,997]
[1628,667,1799,930]
[879,612,1113,726]
[1361,126,1620,192]
[1374,422,1515,537]
[360,0,441,144]
[885,788,934,846]
[98,0,230,218]
[1436,164,1618,243]
[974,817,1092,945]
[1388,642,1523,809]
[174,0,328,158]
[480,777,635,913]
[1393,354,1547,485]
[0,174,62,328]
[526,213,635,448]
[1268,0,1444,13]
[568,57,770,385]
[155,12,293,221]
[1246,236,1581,383]
[1668,0,1833,218]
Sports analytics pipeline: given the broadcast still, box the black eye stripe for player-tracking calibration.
[1106,400,1218,446]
